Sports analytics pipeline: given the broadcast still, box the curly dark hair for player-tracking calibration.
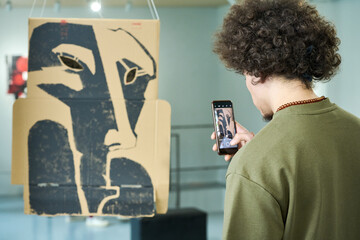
[213,0,341,88]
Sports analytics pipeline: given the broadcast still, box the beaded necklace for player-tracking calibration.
[276,96,326,112]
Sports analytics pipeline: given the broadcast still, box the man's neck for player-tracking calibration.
[268,77,319,113]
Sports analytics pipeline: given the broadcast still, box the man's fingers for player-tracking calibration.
[230,132,254,145]
[211,123,254,162]
[212,143,217,152]
[235,122,250,134]
[224,154,233,161]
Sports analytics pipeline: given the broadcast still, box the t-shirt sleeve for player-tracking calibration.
[223,173,284,240]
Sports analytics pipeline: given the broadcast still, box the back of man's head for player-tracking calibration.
[214,0,341,89]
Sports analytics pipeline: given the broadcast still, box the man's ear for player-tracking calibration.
[250,75,262,85]
[251,74,272,86]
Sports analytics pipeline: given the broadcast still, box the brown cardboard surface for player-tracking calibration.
[11,18,170,217]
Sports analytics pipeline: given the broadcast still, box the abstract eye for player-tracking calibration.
[125,67,137,85]
[59,56,84,70]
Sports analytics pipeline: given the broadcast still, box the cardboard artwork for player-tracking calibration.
[11,18,171,217]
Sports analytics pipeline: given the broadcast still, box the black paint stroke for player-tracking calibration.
[28,120,81,214]
[103,158,154,216]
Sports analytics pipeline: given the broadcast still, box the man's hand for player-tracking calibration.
[211,122,255,161]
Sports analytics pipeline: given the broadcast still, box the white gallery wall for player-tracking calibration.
[0,0,359,213]
[317,0,360,117]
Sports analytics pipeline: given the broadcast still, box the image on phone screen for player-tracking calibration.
[214,106,237,150]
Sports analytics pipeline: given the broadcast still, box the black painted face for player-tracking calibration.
[27,21,158,216]
[28,22,157,155]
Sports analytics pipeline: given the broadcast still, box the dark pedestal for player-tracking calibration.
[130,208,207,240]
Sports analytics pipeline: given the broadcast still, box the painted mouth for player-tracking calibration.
[107,143,121,152]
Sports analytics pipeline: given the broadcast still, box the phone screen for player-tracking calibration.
[213,102,237,150]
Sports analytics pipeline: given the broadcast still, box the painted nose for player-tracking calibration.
[104,127,136,151]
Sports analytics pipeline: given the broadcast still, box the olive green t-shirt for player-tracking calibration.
[223,99,360,240]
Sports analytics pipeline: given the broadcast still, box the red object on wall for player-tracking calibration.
[7,56,28,99]
[16,57,28,72]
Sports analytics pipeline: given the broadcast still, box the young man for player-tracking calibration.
[211,0,360,239]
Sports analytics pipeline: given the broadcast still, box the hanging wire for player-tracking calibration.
[151,0,159,20]
[97,11,104,18]
[147,0,159,20]
[147,0,155,19]
[97,0,103,18]
[29,0,157,19]
[40,0,47,17]
[29,0,37,17]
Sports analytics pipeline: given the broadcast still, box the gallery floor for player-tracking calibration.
[0,196,223,240]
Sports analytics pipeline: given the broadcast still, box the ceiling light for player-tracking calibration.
[90,1,101,12]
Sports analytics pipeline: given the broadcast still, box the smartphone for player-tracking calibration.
[211,100,238,155]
